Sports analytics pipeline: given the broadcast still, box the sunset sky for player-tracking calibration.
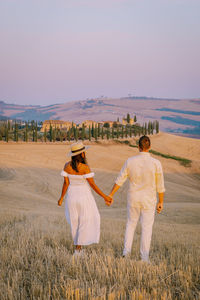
[0,0,200,105]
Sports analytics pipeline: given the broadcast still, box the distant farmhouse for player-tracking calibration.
[41,115,135,132]
[122,117,134,126]
[81,120,98,128]
[81,120,120,128]
[41,120,72,132]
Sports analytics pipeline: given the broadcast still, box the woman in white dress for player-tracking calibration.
[58,141,112,254]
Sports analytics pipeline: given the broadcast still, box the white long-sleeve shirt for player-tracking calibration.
[115,152,165,209]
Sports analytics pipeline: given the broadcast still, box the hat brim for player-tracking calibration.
[67,145,90,157]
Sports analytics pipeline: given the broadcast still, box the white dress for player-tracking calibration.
[61,170,100,245]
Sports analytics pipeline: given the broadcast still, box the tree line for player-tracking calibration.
[0,118,159,143]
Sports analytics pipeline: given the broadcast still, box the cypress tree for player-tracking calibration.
[25,122,28,142]
[145,123,147,135]
[95,125,98,141]
[134,115,137,122]
[134,126,137,137]
[67,128,71,141]
[149,123,151,135]
[98,123,101,137]
[92,123,94,137]
[32,128,35,142]
[142,124,144,135]
[52,128,56,142]
[125,126,128,138]
[60,131,63,142]
[35,122,38,142]
[5,125,9,142]
[8,120,11,131]
[129,126,132,138]
[156,120,159,134]
[106,128,110,140]
[14,122,16,141]
[112,126,114,139]
[89,125,91,141]
[140,126,143,136]
[101,127,104,140]
[44,128,47,143]
[30,120,34,131]
[116,125,119,139]
[151,122,154,135]
[81,125,85,140]
[75,127,78,141]
[15,122,19,142]
[49,124,53,142]
[127,113,130,124]
[121,126,124,139]
[148,121,151,135]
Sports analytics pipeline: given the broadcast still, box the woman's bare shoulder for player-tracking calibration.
[64,162,71,171]
[79,163,91,174]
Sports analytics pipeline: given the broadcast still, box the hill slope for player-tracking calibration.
[0,97,200,136]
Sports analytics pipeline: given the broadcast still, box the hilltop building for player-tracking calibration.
[41,117,134,132]
[122,117,134,126]
[41,120,72,132]
[81,120,118,128]
[81,120,98,128]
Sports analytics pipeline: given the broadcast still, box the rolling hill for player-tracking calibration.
[0,97,200,137]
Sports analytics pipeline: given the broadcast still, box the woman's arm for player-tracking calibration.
[82,164,112,205]
[87,177,112,205]
[58,176,69,206]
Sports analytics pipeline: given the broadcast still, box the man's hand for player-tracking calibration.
[104,195,113,206]
[58,197,63,206]
[157,201,163,213]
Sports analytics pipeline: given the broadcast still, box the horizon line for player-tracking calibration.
[1,95,200,107]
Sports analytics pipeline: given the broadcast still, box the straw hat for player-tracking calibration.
[68,141,90,157]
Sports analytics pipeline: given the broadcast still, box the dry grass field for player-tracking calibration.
[0,133,200,299]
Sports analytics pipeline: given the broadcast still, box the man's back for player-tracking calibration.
[115,152,165,209]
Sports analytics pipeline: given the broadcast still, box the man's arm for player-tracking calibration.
[155,161,165,213]
[109,183,120,198]
[109,160,128,202]
[157,192,164,213]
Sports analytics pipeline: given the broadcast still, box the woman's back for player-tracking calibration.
[64,161,90,175]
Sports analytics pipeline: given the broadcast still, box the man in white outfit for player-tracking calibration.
[109,135,165,262]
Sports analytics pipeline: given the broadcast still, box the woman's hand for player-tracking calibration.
[58,197,63,206]
[104,195,113,206]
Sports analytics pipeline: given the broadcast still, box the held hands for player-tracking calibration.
[58,197,63,206]
[104,195,113,206]
[156,201,163,213]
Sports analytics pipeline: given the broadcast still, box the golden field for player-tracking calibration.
[0,132,200,299]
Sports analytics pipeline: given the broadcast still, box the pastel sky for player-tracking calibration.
[0,0,200,105]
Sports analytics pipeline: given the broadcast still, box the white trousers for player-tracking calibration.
[123,205,155,261]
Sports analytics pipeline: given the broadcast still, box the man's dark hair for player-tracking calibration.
[139,135,151,150]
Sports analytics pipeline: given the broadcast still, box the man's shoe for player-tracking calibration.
[122,251,131,258]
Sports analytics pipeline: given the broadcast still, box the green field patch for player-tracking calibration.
[122,141,192,167]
